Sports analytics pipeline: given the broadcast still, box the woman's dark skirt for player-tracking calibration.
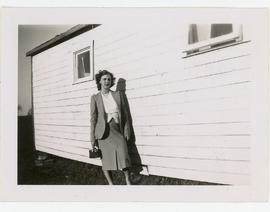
[98,119,131,171]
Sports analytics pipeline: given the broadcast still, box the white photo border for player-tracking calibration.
[0,7,269,202]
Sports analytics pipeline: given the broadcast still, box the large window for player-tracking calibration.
[184,24,243,57]
[73,45,94,83]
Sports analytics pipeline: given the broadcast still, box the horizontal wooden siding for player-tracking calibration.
[32,23,251,185]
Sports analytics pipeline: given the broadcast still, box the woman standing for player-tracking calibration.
[90,70,132,185]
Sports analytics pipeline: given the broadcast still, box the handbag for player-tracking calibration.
[89,147,102,158]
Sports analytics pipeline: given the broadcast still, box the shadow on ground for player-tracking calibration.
[19,154,220,185]
[18,115,221,185]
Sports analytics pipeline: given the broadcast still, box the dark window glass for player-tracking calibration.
[188,24,233,44]
[188,24,199,44]
[77,51,90,79]
[210,24,233,38]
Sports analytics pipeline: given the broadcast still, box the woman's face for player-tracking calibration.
[100,74,112,90]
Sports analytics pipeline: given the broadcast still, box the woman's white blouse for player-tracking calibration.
[101,91,120,123]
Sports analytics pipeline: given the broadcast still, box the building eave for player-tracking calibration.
[26,24,100,57]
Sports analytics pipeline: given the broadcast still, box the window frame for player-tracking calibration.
[183,24,243,57]
[73,45,94,84]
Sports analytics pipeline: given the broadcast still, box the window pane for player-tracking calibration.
[188,24,233,44]
[77,51,90,79]
[188,24,198,44]
[210,24,233,38]
[188,24,211,44]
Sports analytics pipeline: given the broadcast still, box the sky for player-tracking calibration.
[18,25,74,116]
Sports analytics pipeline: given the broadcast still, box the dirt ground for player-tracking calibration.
[18,116,220,185]
[18,153,220,185]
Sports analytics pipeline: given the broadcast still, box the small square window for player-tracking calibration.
[184,24,243,57]
[73,46,94,83]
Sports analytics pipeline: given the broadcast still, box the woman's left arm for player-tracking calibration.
[120,92,131,141]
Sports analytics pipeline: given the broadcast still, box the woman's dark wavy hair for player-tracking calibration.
[95,70,116,91]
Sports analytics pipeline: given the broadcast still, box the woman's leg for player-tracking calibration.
[123,169,131,185]
[103,170,113,185]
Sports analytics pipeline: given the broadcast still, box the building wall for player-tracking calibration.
[32,23,251,184]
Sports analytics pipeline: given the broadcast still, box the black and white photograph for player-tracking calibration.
[1,7,269,202]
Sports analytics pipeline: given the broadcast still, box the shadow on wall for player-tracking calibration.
[116,78,143,174]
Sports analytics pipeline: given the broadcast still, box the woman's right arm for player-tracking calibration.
[90,95,97,148]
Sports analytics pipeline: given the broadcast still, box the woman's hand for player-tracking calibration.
[124,124,130,141]
[124,131,130,141]
[124,135,129,141]
[91,140,98,149]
